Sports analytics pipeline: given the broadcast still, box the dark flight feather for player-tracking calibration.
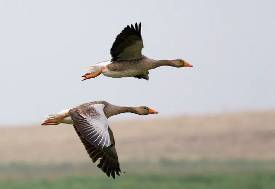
[69,106,121,179]
[110,22,143,61]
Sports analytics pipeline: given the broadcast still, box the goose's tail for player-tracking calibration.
[82,64,104,81]
[41,114,62,125]
[41,109,72,125]
[85,65,102,73]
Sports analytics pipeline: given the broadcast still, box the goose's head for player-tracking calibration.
[135,106,158,115]
[172,59,193,68]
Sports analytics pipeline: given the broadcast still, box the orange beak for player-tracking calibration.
[183,61,193,67]
[148,108,158,114]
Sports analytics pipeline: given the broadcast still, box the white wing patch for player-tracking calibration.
[70,103,111,148]
[87,104,108,130]
[91,104,111,147]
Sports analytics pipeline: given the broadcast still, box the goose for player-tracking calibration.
[82,23,192,81]
[41,100,158,179]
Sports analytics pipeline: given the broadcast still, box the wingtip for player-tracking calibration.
[111,171,116,179]
[128,22,142,31]
[130,24,134,29]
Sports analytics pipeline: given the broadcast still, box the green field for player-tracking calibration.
[1,160,275,189]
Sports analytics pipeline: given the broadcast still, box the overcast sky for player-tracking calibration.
[0,0,274,125]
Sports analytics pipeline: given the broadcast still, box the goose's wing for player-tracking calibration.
[110,22,143,61]
[69,103,121,179]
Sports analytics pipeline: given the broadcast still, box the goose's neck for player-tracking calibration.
[105,105,137,118]
[148,59,177,69]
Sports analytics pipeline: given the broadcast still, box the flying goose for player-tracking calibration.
[41,101,158,179]
[82,23,192,81]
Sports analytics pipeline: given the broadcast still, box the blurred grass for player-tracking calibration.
[1,171,275,189]
[1,160,275,189]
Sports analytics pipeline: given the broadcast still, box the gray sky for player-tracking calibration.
[0,0,274,125]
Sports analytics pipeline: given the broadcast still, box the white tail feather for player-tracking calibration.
[85,65,101,72]
[84,61,110,72]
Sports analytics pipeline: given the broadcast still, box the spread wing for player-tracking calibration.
[69,104,121,179]
[110,22,143,61]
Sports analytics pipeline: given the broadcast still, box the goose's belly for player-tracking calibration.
[102,69,142,78]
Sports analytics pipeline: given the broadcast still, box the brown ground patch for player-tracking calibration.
[0,111,274,163]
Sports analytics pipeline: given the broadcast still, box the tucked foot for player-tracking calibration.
[81,70,102,81]
[134,73,149,80]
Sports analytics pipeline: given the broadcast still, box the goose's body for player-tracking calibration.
[82,23,192,81]
[89,56,154,79]
[42,101,158,179]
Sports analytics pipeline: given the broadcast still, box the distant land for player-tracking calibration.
[0,111,274,163]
